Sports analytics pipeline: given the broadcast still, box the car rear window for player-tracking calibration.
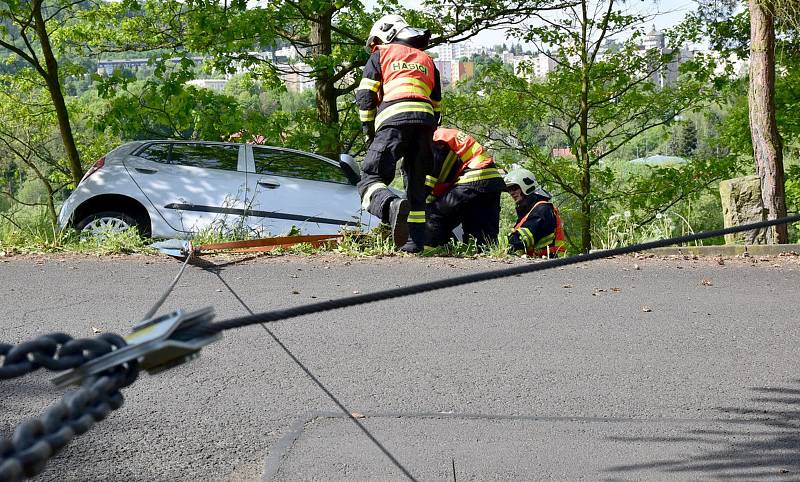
[170,144,239,171]
[138,143,170,163]
[253,148,349,184]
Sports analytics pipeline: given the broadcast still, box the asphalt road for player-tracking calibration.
[1,253,799,481]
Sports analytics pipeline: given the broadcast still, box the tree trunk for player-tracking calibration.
[44,183,58,229]
[310,6,341,158]
[748,0,788,243]
[578,112,591,253]
[32,2,83,187]
[577,0,592,253]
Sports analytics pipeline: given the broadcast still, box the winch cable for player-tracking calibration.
[207,266,418,481]
[176,214,800,342]
[141,249,193,321]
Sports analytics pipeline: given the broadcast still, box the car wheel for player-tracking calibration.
[75,211,145,239]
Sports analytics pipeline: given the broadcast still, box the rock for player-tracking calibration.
[719,176,768,244]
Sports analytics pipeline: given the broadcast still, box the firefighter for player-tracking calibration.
[425,127,505,248]
[355,14,442,253]
[504,168,567,257]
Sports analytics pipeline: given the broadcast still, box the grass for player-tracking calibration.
[0,202,525,260]
[0,199,564,260]
[1,206,154,255]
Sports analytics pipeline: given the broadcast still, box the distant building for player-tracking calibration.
[232,51,274,75]
[511,55,535,81]
[638,26,692,89]
[281,63,315,92]
[274,46,306,62]
[433,60,475,86]
[453,61,474,84]
[534,53,557,77]
[629,155,688,166]
[96,57,206,76]
[642,26,666,51]
[511,52,557,80]
[498,27,697,88]
[434,60,453,85]
[186,79,228,92]
[551,147,575,159]
[434,42,476,61]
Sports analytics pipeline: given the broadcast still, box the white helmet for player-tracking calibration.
[504,167,552,198]
[365,14,409,53]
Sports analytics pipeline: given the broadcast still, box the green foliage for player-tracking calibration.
[91,61,243,140]
[0,207,69,253]
[786,164,800,241]
[335,227,397,257]
[0,205,152,254]
[719,56,800,160]
[190,222,258,247]
[448,3,725,251]
[77,226,153,255]
[0,72,75,227]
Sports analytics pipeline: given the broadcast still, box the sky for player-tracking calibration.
[369,0,698,48]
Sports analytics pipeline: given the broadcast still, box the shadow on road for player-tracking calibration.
[604,380,800,480]
[187,253,268,272]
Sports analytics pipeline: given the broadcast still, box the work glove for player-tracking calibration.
[363,122,375,146]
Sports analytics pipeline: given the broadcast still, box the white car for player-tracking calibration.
[58,140,377,238]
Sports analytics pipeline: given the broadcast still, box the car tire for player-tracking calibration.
[75,211,149,238]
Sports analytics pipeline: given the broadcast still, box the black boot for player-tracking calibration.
[400,223,426,253]
[388,198,410,248]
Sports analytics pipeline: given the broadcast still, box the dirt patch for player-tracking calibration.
[2,249,799,270]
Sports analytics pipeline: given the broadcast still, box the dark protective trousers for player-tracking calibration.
[357,124,434,227]
[426,186,501,248]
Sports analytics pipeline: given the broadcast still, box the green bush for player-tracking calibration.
[786,165,800,242]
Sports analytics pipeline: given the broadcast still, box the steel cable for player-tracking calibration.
[141,250,193,321]
[177,214,800,340]
[208,266,420,481]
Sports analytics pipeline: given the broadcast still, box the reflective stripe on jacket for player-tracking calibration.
[429,128,502,198]
[513,201,567,257]
[355,42,441,131]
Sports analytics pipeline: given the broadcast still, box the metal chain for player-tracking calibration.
[1,333,139,480]
[0,333,129,380]
[0,365,139,481]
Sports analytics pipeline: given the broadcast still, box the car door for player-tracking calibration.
[124,142,248,234]
[243,146,369,236]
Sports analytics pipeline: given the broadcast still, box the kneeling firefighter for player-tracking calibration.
[355,14,442,253]
[425,127,505,248]
[504,168,567,257]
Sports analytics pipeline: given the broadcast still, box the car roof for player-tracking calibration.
[126,140,339,163]
[131,140,241,147]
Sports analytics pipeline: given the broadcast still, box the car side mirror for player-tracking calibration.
[339,154,361,185]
